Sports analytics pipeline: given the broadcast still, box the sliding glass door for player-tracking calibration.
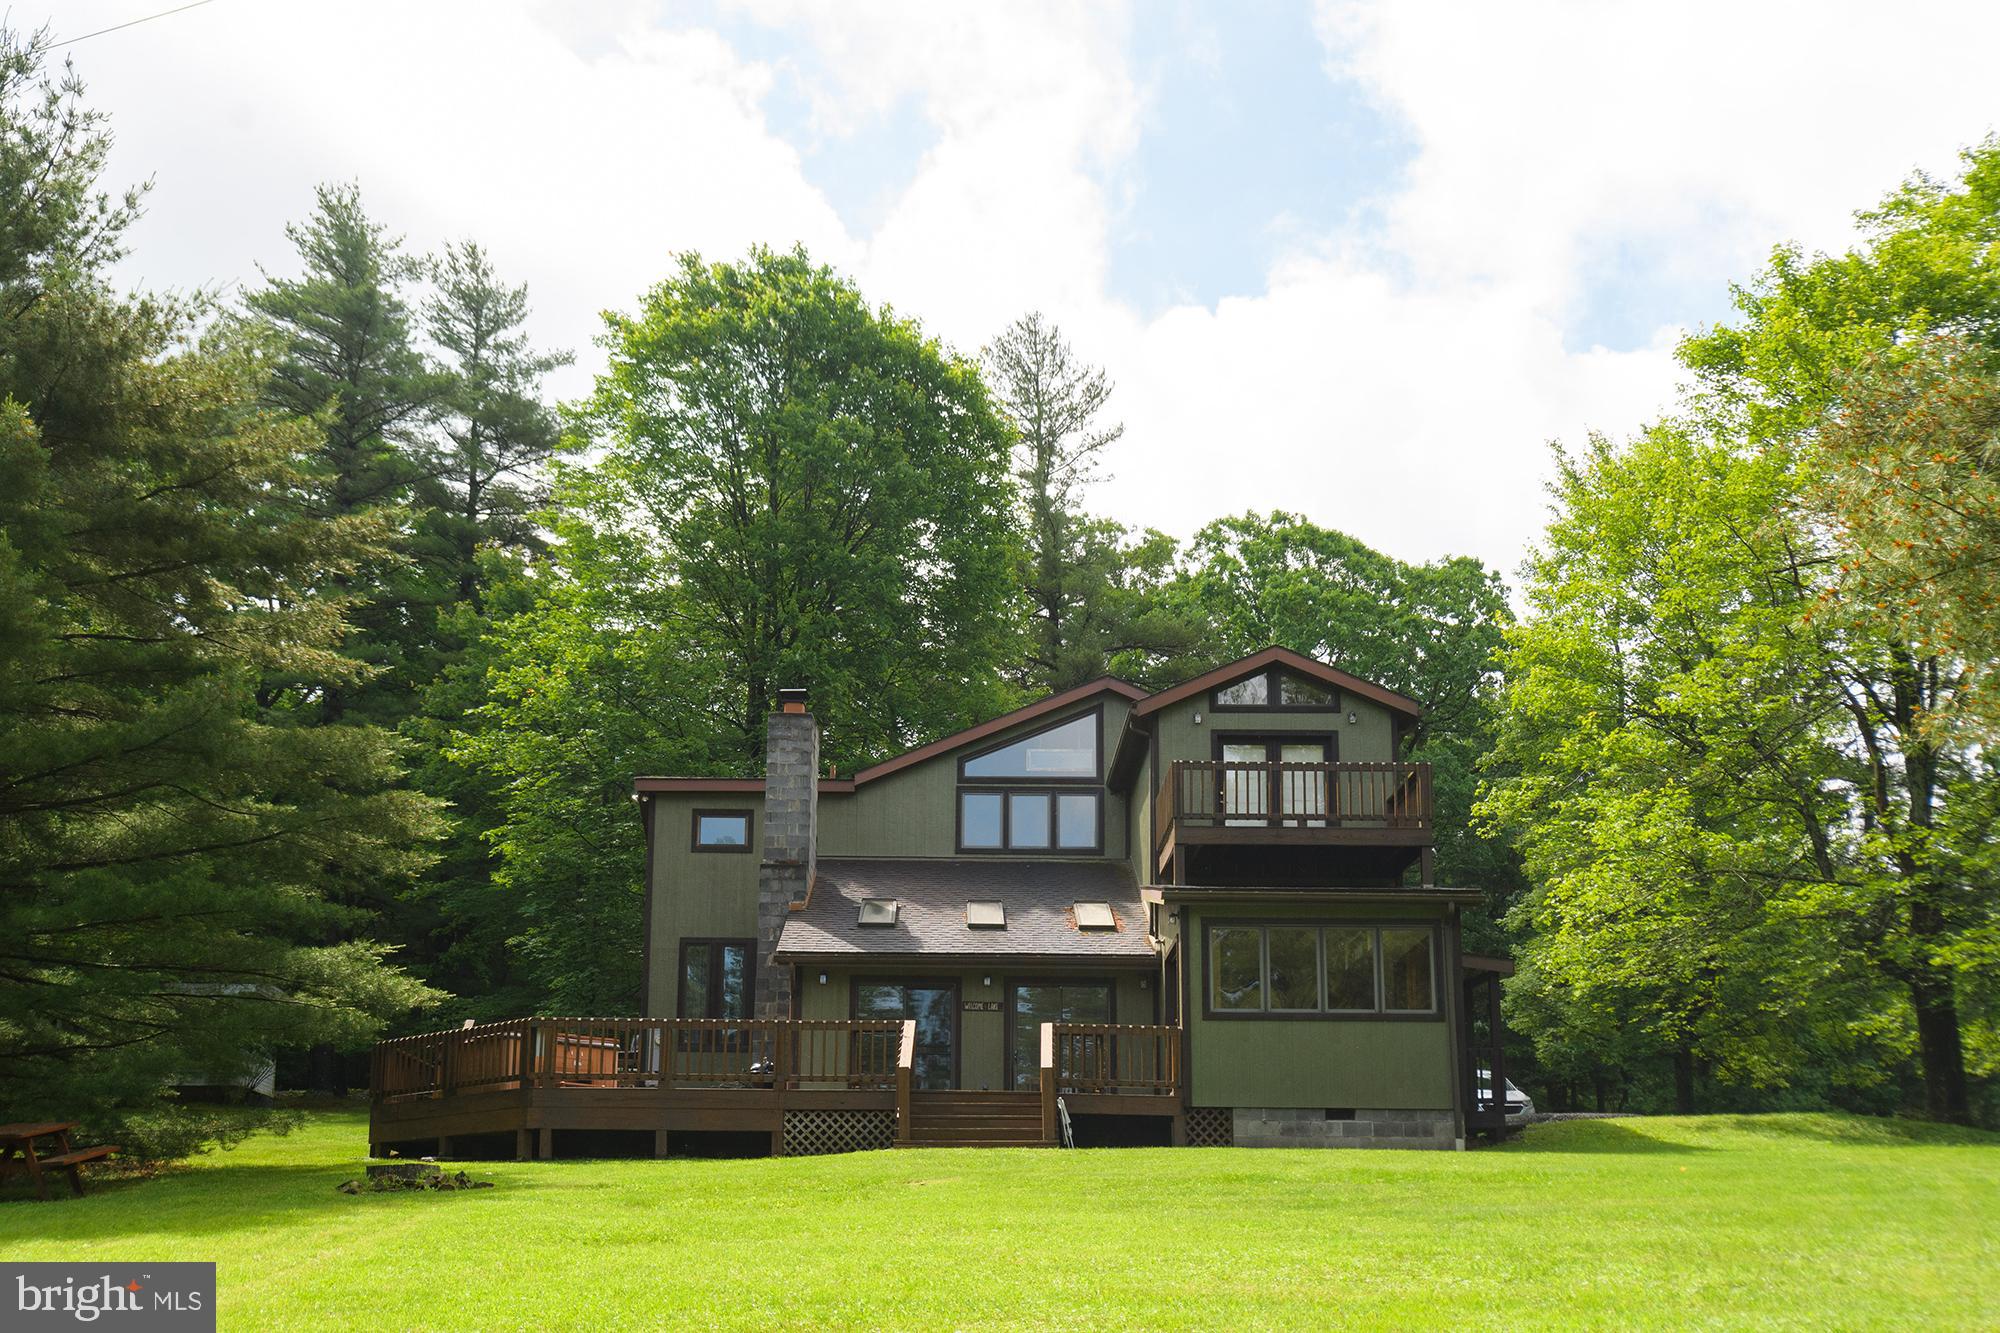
[1218,736,1331,826]
[1007,980,1113,1090]
[854,980,958,1089]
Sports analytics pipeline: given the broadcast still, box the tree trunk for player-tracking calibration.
[1671,1047,1695,1114]
[1910,975,1970,1123]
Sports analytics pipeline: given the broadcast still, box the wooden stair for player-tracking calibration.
[897,1090,1050,1148]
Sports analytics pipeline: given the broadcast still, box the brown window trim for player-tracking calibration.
[955,786,1105,855]
[1001,973,1118,1091]
[1210,731,1341,763]
[956,705,1105,786]
[676,937,756,1019]
[690,807,755,853]
[1209,668,1343,714]
[1199,917,1441,1022]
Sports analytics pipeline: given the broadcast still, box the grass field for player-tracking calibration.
[2,1110,1995,1330]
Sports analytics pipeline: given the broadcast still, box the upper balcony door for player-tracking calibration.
[1216,734,1335,828]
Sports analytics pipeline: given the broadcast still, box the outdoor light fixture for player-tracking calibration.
[1193,711,1204,725]
[817,972,828,985]
[1346,711,1358,725]
[982,975,992,987]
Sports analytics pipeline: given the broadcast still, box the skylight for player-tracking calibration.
[857,898,898,927]
[966,900,1005,929]
[1073,901,1116,930]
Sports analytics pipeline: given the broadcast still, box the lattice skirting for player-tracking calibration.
[781,1109,896,1157]
[1185,1107,1233,1148]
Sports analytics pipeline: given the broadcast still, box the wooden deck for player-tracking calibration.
[369,1018,1182,1157]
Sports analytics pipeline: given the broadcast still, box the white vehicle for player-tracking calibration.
[1474,1069,1535,1126]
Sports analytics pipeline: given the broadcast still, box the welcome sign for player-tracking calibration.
[4,1264,214,1330]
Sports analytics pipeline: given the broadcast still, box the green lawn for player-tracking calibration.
[2,1111,1995,1330]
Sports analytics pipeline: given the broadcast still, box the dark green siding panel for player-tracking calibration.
[1191,1020,1452,1109]
[819,696,1132,859]
[1184,904,1452,1109]
[1151,693,1397,768]
[644,793,762,1014]
[1127,752,1153,887]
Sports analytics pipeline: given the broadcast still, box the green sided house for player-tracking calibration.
[368,647,1511,1157]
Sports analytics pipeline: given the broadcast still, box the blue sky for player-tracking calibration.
[51,0,2000,571]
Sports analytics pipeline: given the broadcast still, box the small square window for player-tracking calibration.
[1073,901,1116,930]
[966,900,1006,929]
[693,810,751,850]
[1056,792,1098,849]
[1008,792,1052,848]
[960,791,1003,848]
[857,898,898,927]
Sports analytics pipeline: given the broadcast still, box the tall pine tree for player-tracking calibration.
[244,183,447,727]
[423,239,570,610]
[983,312,1203,692]
[0,31,441,1153]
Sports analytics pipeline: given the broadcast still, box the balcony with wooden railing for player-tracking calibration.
[1154,759,1432,877]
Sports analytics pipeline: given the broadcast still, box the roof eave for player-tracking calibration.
[772,948,1156,967]
[1144,884,1483,904]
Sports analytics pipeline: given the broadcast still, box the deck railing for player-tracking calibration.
[1157,759,1431,853]
[1046,1022,1180,1096]
[371,1017,908,1102]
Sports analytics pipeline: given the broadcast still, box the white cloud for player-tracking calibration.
[83,0,851,399]
[57,0,2000,581]
[1315,0,2000,310]
[1094,0,2000,571]
[724,1,1141,341]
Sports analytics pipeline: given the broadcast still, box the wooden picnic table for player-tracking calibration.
[0,1122,117,1201]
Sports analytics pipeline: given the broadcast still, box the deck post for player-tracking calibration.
[894,1019,915,1144]
[1039,1022,1057,1144]
[653,1128,670,1159]
[515,1129,532,1161]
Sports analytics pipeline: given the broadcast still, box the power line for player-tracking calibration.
[52,0,219,48]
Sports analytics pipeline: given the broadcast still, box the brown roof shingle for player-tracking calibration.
[773,858,1155,962]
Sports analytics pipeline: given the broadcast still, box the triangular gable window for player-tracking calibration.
[1213,669,1337,711]
[961,712,1097,780]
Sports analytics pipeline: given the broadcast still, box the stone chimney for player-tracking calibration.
[755,687,817,1018]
